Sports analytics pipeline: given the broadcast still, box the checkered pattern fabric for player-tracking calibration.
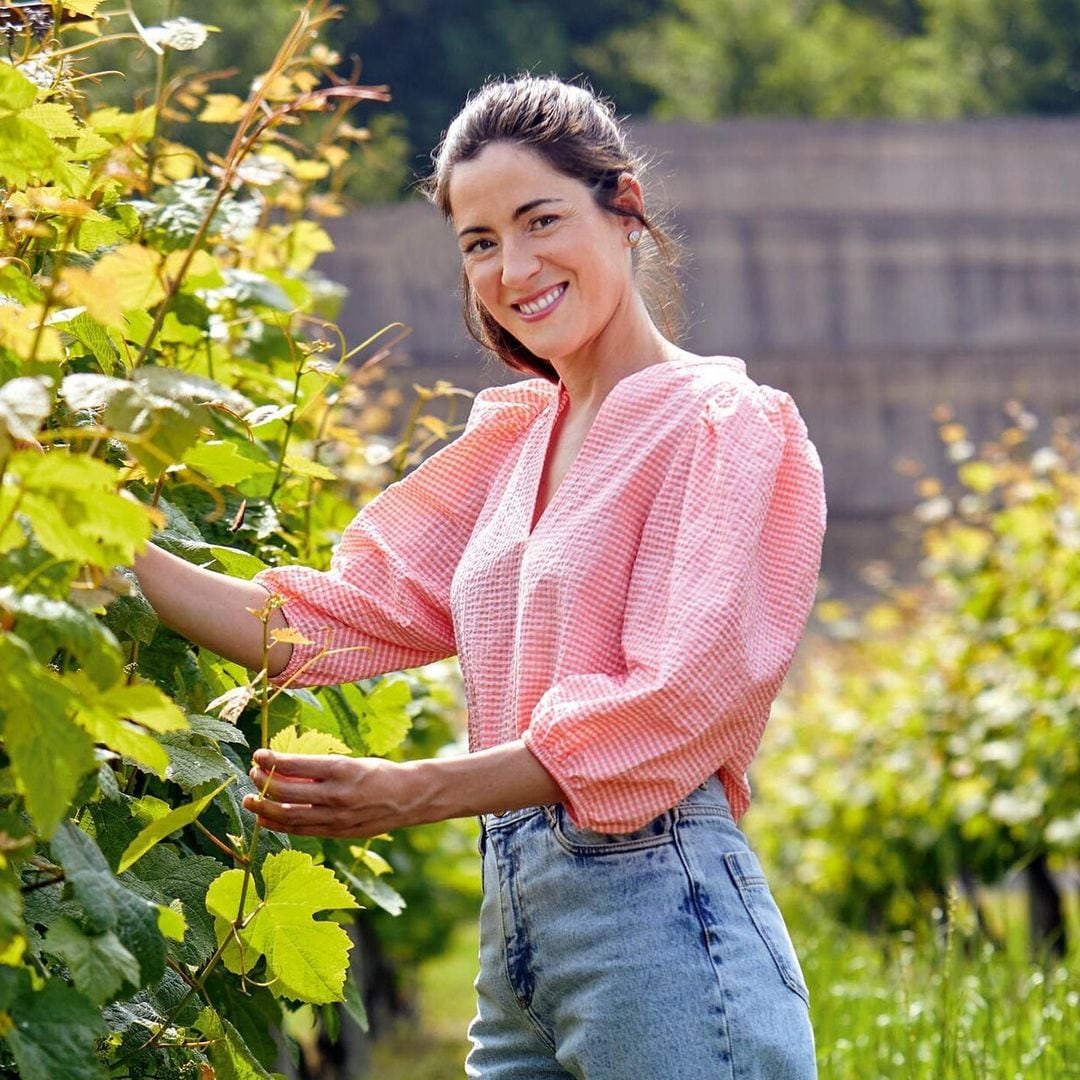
[255,357,826,831]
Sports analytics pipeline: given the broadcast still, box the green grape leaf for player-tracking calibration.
[102,386,203,482]
[112,884,166,988]
[8,451,154,570]
[207,545,268,580]
[74,680,188,779]
[44,917,141,1004]
[0,117,76,190]
[50,822,118,933]
[206,850,359,1003]
[269,725,351,756]
[156,903,186,942]
[64,312,122,371]
[0,63,38,111]
[117,777,233,873]
[359,677,413,756]
[184,441,274,486]
[0,872,26,965]
[3,976,107,1080]
[121,846,223,968]
[339,865,405,917]
[22,102,82,139]
[187,713,249,745]
[196,1006,274,1080]
[342,966,369,1033]
[160,729,237,790]
[0,586,124,689]
[102,588,159,645]
[1,638,93,839]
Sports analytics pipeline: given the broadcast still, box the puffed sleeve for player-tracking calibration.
[522,381,826,831]
[253,381,552,687]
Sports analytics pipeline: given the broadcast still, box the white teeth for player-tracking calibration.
[516,284,565,316]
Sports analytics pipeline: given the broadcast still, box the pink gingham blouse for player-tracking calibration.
[254,356,826,832]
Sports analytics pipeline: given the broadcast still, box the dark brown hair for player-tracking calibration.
[424,75,683,383]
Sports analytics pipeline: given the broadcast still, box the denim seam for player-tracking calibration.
[672,813,737,1080]
[723,854,811,1009]
[492,834,558,1052]
[675,804,733,822]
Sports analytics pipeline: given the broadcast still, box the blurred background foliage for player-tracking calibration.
[97,0,1080,201]
[752,408,1080,951]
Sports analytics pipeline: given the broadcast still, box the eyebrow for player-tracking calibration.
[456,198,564,239]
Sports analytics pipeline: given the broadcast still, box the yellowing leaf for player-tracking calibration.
[282,453,336,481]
[0,305,64,363]
[270,725,351,756]
[163,248,217,281]
[92,245,166,312]
[269,627,314,646]
[206,850,360,1003]
[198,94,247,124]
[62,0,106,15]
[87,106,156,142]
[292,160,330,182]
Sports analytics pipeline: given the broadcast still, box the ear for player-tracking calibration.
[611,172,645,224]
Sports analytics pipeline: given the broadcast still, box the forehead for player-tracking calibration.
[447,142,585,224]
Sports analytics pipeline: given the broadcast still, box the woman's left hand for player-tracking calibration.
[243,750,425,838]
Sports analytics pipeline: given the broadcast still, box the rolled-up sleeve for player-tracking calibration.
[522,383,826,831]
[254,383,548,687]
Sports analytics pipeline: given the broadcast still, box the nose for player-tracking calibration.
[500,237,540,290]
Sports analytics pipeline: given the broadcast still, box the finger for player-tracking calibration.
[249,768,322,801]
[242,795,338,829]
[252,750,348,779]
[262,777,338,805]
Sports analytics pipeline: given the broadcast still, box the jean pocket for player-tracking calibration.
[724,850,811,1007]
[550,804,674,856]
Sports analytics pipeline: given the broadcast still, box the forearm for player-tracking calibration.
[410,739,564,823]
[132,541,293,676]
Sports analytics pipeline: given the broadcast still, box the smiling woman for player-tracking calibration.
[425,77,683,384]
[131,75,827,1080]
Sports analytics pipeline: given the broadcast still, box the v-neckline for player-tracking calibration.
[527,382,574,537]
[526,361,674,538]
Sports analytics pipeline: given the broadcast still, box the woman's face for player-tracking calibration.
[447,141,639,367]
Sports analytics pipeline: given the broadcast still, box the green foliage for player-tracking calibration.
[753,407,1080,929]
[0,3,469,1074]
[587,0,1080,121]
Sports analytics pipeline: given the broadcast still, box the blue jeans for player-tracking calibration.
[465,778,816,1079]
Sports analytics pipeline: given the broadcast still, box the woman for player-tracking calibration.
[133,76,826,1078]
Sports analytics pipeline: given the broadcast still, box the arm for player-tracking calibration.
[131,381,549,686]
[132,541,293,676]
[243,739,564,837]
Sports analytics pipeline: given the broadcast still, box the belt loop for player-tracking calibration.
[542,804,558,829]
[476,815,487,857]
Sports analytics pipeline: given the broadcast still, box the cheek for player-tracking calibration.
[464,264,498,308]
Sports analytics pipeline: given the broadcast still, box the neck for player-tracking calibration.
[548,292,681,415]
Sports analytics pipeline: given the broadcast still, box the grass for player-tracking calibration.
[363,889,1080,1079]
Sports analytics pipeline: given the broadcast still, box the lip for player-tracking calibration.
[512,282,567,322]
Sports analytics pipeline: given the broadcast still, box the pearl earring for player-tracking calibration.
[628,229,642,246]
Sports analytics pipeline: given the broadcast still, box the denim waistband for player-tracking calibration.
[480,773,732,835]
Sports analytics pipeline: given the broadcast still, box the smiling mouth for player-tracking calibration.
[513,283,567,317]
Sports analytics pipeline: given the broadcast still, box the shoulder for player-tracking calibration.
[636,356,799,442]
[464,377,556,435]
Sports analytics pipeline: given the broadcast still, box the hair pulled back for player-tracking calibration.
[425,75,682,383]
